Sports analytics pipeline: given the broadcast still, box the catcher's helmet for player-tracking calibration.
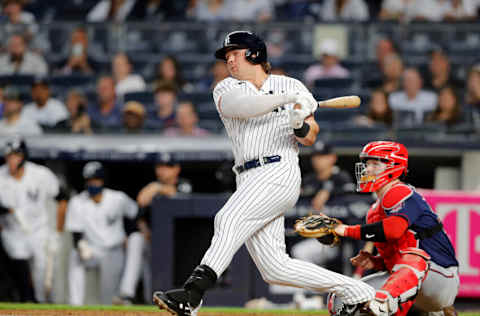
[215,31,267,65]
[4,136,28,159]
[355,141,408,192]
[83,161,105,180]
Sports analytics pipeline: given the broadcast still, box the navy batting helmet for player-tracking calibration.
[82,161,105,180]
[4,136,28,159]
[215,31,267,65]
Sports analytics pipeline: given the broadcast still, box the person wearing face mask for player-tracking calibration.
[65,161,138,305]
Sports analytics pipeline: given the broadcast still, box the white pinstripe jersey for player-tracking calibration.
[213,75,310,165]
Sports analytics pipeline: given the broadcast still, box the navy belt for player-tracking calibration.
[235,155,281,174]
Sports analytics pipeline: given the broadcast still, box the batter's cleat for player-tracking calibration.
[153,290,202,316]
[443,306,458,316]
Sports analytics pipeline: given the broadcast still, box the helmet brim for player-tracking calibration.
[214,45,247,60]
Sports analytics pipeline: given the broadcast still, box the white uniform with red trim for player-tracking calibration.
[199,74,375,305]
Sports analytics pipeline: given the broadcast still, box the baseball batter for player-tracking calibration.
[328,141,459,316]
[65,161,138,305]
[0,136,68,302]
[153,30,375,316]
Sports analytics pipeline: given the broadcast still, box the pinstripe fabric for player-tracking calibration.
[202,74,375,305]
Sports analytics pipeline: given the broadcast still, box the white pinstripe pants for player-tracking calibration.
[201,159,375,304]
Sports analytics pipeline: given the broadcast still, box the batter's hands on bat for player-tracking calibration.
[350,250,376,270]
[288,108,310,129]
[294,92,317,114]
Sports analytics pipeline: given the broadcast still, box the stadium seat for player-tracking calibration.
[0,75,34,86]
[49,75,95,88]
[314,78,354,89]
[123,91,154,105]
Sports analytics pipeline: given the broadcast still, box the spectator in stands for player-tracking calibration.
[389,67,437,126]
[375,38,397,74]
[265,30,289,63]
[379,0,445,22]
[88,75,122,131]
[57,27,98,75]
[163,101,210,137]
[228,0,274,22]
[465,64,480,126]
[292,142,355,273]
[129,0,188,21]
[55,90,92,134]
[319,0,369,21]
[441,0,478,21]
[0,86,42,135]
[146,80,177,130]
[87,0,138,22]
[112,53,146,97]
[0,34,47,76]
[187,0,231,21]
[353,89,393,128]
[424,46,462,93]
[426,86,463,127]
[379,53,403,94]
[0,0,37,48]
[197,60,229,92]
[0,85,4,119]
[303,38,350,88]
[23,78,68,128]
[154,55,189,93]
[121,101,146,133]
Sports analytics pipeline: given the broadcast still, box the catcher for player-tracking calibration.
[295,141,459,316]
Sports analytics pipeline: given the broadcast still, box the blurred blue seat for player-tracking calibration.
[0,74,34,86]
[180,93,212,105]
[123,91,154,105]
[49,75,94,88]
[314,78,354,89]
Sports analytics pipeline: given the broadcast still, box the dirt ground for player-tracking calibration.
[0,311,325,316]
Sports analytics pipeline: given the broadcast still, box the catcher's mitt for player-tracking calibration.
[294,214,342,247]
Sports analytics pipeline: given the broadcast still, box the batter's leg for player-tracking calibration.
[30,236,48,302]
[245,216,375,305]
[99,247,124,304]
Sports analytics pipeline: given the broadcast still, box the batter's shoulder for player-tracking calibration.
[381,183,413,210]
[214,77,240,90]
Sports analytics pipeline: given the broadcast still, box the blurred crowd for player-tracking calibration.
[0,0,480,136]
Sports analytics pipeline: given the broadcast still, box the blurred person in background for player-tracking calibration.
[113,154,192,304]
[441,0,478,21]
[303,38,350,88]
[0,34,47,76]
[389,67,437,126]
[197,60,229,92]
[375,38,397,74]
[0,136,68,302]
[0,85,4,119]
[66,161,138,305]
[228,0,274,22]
[56,27,98,75]
[163,101,210,137]
[121,101,146,134]
[354,89,393,128]
[0,0,37,48]
[88,75,122,131]
[291,142,355,274]
[187,0,231,21]
[112,53,146,97]
[320,0,369,21]
[379,0,445,22]
[23,78,68,128]
[424,46,462,93]
[466,64,480,126]
[378,54,403,94]
[54,90,92,134]
[0,87,41,135]
[129,0,189,21]
[425,85,463,127]
[146,80,177,131]
[154,55,189,93]
[87,0,137,22]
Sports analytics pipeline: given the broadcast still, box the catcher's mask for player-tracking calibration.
[355,141,408,193]
[215,31,267,65]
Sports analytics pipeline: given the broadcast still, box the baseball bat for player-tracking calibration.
[317,95,361,109]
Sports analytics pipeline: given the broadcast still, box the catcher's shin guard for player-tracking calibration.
[153,289,202,316]
[183,264,217,308]
[369,248,430,316]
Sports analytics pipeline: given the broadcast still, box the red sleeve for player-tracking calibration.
[382,216,408,240]
[345,225,361,240]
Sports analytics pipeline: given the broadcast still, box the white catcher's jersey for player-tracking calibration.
[0,161,59,233]
[65,189,138,249]
[213,75,310,165]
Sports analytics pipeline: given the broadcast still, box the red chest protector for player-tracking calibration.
[366,183,418,271]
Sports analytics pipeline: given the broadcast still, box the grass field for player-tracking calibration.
[0,303,478,316]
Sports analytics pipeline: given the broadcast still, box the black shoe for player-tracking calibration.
[153,289,202,316]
